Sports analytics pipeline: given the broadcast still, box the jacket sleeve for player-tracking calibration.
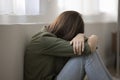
[28,36,91,57]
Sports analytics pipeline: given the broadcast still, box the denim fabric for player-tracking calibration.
[56,51,113,80]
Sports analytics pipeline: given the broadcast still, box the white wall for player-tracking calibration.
[0,22,117,80]
[0,26,26,80]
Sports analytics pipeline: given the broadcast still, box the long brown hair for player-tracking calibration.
[46,11,84,41]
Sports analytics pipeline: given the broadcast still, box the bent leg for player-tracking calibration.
[56,56,85,80]
[85,51,113,80]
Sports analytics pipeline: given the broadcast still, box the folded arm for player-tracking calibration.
[28,35,91,57]
[70,33,98,55]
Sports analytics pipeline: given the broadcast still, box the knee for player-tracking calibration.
[67,56,85,66]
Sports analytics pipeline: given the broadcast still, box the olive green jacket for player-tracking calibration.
[24,29,91,80]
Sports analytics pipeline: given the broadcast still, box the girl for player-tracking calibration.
[24,11,112,80]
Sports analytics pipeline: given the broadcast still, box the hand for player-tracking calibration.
[70,33,85,55]
[88,35,98,52]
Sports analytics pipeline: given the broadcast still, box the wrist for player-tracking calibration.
[76,33,85,39]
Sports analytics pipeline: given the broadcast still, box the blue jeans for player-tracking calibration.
[56,51,113,80]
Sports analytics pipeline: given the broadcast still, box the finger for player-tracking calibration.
[75,41,79,54]
[78,41,80,55]
[74,41,78,54]
[82,41,84,52]
[79,42,82,55]
[73,41,76,54]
